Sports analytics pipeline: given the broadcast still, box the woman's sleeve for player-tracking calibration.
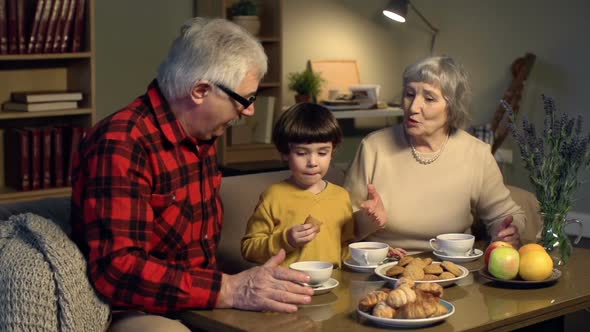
[476,150,526,238]
[343,138,382,240]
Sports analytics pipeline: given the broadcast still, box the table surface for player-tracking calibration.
[179,248,590,332]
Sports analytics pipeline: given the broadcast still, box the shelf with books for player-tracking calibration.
[0,0,94,203]
[0,186,72,203]
[0,107,92,119]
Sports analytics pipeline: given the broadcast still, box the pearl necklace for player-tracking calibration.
[409,134,450,165]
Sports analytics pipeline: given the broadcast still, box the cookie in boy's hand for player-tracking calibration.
[304,215,323,229]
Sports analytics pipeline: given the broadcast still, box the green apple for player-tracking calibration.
[484,241,514,267]
[488,247,520,280]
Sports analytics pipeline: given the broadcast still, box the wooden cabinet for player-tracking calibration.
[196,0,282,166]
[0,0,95,203]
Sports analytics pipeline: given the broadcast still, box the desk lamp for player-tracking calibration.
[383,0,439,54]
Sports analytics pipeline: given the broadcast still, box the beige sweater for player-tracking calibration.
[344,125,525,252]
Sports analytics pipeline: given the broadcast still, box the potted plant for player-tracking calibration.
[287,68,325,103]
[229,0,260,36]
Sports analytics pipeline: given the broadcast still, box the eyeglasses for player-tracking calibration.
[215,83,257,109]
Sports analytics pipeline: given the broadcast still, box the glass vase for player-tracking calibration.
[539,213,583,266]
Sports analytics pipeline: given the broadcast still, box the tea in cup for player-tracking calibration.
[289,261,333,286]
[429,233,474,256]
[349,242,389,266]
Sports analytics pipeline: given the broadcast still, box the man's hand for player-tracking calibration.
[218,249,313,312]
[360,184,387,227]
[490,215,521,247]
[287,224,319,248]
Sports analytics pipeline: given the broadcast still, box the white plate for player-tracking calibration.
[343,258,378,273]
[313,278,339,295]
[433,249,483,263]
[374,261,469,287]
[357,299,455,327]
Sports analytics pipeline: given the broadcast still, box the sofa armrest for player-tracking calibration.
[0,197,71,235]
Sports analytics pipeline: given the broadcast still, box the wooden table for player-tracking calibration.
[179,248,590,331]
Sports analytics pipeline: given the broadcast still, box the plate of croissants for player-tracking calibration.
[374,257,469,287]
[357,277,455,327]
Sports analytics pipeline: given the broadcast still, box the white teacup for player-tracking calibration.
[429,233,475,256]
[289,261,333,286]
[349,242,389,266]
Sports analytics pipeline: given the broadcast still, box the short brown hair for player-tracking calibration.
[272,103,342,155]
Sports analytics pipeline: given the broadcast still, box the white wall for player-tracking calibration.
[95,0,194,120]
[406,0,590,213]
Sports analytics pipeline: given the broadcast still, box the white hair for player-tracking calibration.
[157,17,268,102]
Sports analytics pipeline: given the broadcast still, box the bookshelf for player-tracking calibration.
[196,0,283,165]
[0,0,95,203]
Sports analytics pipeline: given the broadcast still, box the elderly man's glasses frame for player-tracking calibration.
[215,83,257,109]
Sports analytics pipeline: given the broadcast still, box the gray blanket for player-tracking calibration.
[0,213,110,331]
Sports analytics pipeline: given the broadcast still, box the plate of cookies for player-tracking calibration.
[374,256,469,287]
[357,277,455,327]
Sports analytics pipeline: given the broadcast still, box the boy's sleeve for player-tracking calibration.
[241,195,295,264]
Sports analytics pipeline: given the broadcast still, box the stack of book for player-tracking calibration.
[2,90,82,112]
[0,0,87,55]
[4,125,87,191]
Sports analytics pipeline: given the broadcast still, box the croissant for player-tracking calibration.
[416,282,443,298]
[394,277,415,289]
[386,284,416,308]
[372,301,397,318]
[358,290,389,312]
[398,301,427,319]
[433,302,449,316]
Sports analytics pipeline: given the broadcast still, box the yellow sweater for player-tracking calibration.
[241,180,354,267]
[344,124,526,252]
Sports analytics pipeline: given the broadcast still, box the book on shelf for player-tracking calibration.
[6,0,15,53]
[251,96,275,144]
[26,0,45,53]
[70,0,84,52]
[51,0,69,52]
[28,127,41,190]
[0,0,7,54]
[4,128,31,191]
[43,0,61,53]
[34,0,53,53]
[59,0,75,52]
[15,0,27,53]
[11,90,83,103]
[2,100,78,112]
[52,126,64,187]
[64,126,85,186]
[41,127,52,188]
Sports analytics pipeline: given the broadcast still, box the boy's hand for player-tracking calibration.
[360,184,387,228]
[287,224,320,248]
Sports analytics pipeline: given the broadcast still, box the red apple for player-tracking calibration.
[488,247,520,280]
[484,241,514,267]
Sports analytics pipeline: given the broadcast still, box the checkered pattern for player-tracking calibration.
[71,80,224,313]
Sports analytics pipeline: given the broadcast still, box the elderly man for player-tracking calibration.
[71,17,313,331]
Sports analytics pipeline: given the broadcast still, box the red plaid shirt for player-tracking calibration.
[71,80,224,313]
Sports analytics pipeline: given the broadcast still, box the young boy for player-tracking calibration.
[240,103,354,267]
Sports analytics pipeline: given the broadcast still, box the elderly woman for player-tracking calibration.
[344,56,524,253]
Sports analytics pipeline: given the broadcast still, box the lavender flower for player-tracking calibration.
[503,94,590,218]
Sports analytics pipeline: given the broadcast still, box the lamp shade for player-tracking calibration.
[383,0,409,23]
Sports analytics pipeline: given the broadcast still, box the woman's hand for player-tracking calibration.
[360,184,387,228]
[287,223,319,248]
[490,215,521,247]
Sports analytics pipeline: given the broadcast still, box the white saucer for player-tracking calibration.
[433,248,483,263]
[343,258,378,273]
[312,278,339,295]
